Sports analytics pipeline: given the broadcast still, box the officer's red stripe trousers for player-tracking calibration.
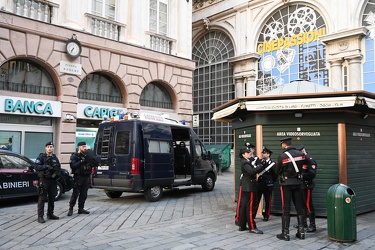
[248,191,256,230]
[235,185,243,224]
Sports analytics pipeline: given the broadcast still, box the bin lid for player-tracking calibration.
[204,144,231,154]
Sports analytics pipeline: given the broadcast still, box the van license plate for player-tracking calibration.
[98,165,109,170]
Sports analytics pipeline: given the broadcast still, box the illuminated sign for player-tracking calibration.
[257,28,326,54]
[0,96,61,117]
[77,104,127,119]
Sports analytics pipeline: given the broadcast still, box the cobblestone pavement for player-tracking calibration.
[1,168,375,250]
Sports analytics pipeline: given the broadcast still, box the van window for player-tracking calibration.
[149,140,170,153]
[195,139,202,156]
[115,131,130,155]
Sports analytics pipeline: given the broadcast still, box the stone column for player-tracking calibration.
[328,59,344,90]
[246,71,257,96]
[228,53,260,97]
[346,55,362,90]
[235,77,244,98]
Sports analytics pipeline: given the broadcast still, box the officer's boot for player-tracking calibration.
[307,211,316,233]
[296,215,306,239]
[67,206,73,216]
[37,197,45,223]
[303,209,308,228]
[276,216,290,241]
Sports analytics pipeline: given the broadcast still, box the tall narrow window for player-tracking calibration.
[192,31,235,144]
[92,0,116,20]
[149,0,168,36]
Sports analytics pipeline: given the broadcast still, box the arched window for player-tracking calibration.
[79,72,122,103]
[192,31,234,144]
[257,4,328,95]
[140,82,172,109]
[0,59,55,95]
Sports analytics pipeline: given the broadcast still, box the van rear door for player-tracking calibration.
[141,121,174,188]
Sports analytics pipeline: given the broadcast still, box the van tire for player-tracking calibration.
[144,186,162,202]
[202,173,215,191]
[105,190,123,199]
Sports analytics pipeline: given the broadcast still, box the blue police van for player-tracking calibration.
[92,113,217,201]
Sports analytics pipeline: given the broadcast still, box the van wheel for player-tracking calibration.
[55,181,63,201]
[105,190,123,199]
[202,173,215,191]
[144,186,162,202]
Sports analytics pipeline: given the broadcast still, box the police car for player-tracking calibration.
[0,150,73,201]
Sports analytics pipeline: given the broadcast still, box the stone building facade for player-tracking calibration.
[0,0,194,168]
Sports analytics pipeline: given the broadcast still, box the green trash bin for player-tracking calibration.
[327,183,356,242]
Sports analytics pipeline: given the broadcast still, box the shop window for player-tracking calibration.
[78,73,122,103]
[0,60,56,96]
[24,132,53,160]
[0,131,21,154]
[140,82,172,109]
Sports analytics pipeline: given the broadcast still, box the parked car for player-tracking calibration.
[0,150,73,201]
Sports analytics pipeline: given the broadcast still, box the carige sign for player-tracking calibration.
[0,96,61,117]
[77,104,127,119]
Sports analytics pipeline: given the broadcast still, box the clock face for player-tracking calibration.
[66,40,81,58]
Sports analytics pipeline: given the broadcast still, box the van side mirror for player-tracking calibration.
[207,151,212,160]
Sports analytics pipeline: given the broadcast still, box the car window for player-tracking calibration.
[0,155,31,170]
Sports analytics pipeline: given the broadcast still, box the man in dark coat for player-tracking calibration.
[254,146,277,221]
[35,141,61,223]
[237,145,265,234]
[275,137,308,241]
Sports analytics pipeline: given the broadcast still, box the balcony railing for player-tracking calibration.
[86,13,121,41]
[78,91,122,103]
[12,0,53,23]
[0,81,56,96]
[149,34,172,54]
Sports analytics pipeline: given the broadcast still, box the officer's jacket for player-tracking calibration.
[35,153,61,179]
[70,152,92,176]
[258,159,277,188]
[241,156,264,192]
[301,152,317,189]
[275,147,307,186]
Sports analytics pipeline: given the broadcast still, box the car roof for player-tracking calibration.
[0,150,34,161]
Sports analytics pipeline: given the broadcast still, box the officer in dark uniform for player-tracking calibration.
[254,146,277,222]
[67,142,96,216]
[275,137,308,241]
[35,141,61,223]
[297,145,318,233]
[237,145,265,234]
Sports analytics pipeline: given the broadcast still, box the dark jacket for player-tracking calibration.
[35,153,61,179]
[240,156,264,192]
[301,152,317,189]
[258,159,277,188]
[275,147,307,186]
[70,152,93,176]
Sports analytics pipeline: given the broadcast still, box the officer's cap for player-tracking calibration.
[239,147,251,158]
[262,146,273,155]
[279,137,292,144]
[296,145,305,151]
[245,142,255,148]
[77,141,86,147]
[45,141,54,147]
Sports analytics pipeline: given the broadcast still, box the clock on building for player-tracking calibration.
[66,35,82,59]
